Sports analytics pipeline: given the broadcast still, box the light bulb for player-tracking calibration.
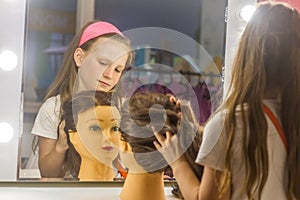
[0,50,18,71]
[240,5,256,22]
[0,122,14,143]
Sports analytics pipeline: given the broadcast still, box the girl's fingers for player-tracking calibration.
[178,112,182,118]
[166,131,172,139]
[168,95,181,106]
[153,141,162,150]
[169,96,177,104]
[59,120,65,129]
[152,126,165,143]
[58,120,68,148]
[58,120,66,137]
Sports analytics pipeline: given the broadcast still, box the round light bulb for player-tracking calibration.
[0,50,18,71]
[240,5,256,22]
[0,122,14,143]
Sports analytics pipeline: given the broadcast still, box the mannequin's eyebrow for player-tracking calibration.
[95,118,120,122]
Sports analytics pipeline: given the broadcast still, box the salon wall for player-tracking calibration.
[200,0,226,59]
[95,0,226,59]
[95,0,201,38]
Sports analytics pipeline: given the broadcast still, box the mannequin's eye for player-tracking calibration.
[112,126,120,132]
[89,125,101,132]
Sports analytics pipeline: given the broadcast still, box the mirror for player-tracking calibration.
[20,0,77,180]
[19,0,227,181]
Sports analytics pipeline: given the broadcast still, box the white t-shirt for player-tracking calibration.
[196,100,289,200]
[31,95,61,139]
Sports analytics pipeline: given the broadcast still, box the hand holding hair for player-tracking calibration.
[152,127,185,166]
[167,94,182,117]
[56,120,69,152]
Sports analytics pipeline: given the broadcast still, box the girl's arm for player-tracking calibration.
[38,122,69,178]
[199,167,230,200]
[154,130,230,200]
[170,156,200,200]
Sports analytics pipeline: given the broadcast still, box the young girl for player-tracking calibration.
[61,90,121,181]
[31,20,134,178]
[119,92,203,200]
[154,2,300,200]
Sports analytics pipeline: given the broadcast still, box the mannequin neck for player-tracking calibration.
[120,172,165,200]
[78,158,114,181]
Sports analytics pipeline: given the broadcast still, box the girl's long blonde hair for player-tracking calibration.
[219,2,300,199]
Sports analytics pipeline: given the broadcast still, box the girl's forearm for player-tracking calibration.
[38,146,67,178]
[171,156,200,200]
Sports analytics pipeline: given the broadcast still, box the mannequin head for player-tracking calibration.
[120,91,203,178]
[61,90,120,179]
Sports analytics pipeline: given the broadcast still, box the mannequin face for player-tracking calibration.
[74,37,129,92]
[74,105,121,164]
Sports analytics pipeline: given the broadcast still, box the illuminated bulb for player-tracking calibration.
[0,50,18,71]
[240,5,256,22]
[0,122,14,143]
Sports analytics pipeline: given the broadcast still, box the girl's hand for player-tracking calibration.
[167,94,181,117]
[152,127,184,166]
[56,120,69,152]
[168,95,181,107]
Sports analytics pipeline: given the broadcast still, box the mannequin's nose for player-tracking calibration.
[103,130,112,142]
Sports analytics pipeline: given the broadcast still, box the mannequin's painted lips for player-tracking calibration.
[102,146,113,151]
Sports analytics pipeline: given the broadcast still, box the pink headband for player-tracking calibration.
[78,21,124,46]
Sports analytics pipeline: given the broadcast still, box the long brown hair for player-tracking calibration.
[219,2,300,199]
[120,91,203,179]
[45,20,134,107]
[60,90,115,178]
[32,20,134,153]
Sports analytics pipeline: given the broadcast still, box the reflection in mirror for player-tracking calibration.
[61,91,123,181]
[20,0,77,179]
[19,0,227,182]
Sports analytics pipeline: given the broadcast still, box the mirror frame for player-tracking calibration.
[0,0,26,181]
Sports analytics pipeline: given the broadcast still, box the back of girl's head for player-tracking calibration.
[120,92,203,179]
[45,20,134,104]
[222,2,300,198]
[229,2,300,102]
